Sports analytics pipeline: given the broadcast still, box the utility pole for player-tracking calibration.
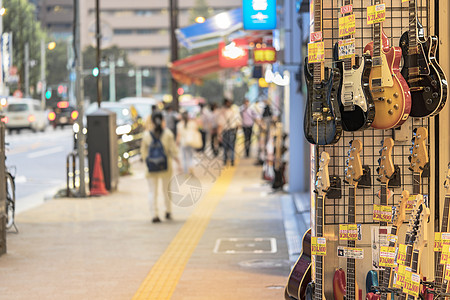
[136,68,142,97]
[109,57,115,101]
[95,0,101,108]
[24,42,29,97]
[40,39,46,109]
[169,0,179,111]
[75,0,86,197]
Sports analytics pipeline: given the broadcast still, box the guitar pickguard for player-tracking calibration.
[342,62,368,112]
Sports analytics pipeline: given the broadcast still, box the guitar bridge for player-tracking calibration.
[312,113,324,121]
[371,88,385,93]
[376,97,385,101]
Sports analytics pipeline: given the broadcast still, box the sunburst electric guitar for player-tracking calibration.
[364,0,411,129]
[333,140,364,300]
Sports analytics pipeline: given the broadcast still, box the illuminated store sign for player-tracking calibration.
[219,39,249,68]
[253,47,277,64]
[243,0,277,30]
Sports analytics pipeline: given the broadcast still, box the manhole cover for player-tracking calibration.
[238,259,290,269]
[213,238,277,254]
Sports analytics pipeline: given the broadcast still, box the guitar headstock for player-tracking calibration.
[409,127,428,174]
[444,163,450,196]
[405,195,424,239]
[377,138,395,184]
[412,196,430,251]
[316,151,331,197]
[345,139,363,187]
[392,190,408,228]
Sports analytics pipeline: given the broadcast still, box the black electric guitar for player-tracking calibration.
[399,0,448,117]
[304,0,342,145]
[305,151,332,300]
[334,0,374,131]
[408,127,428,198]
[434,164,450,296]
[333,140,364,300]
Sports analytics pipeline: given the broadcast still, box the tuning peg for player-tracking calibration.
[378,158,381,164]
[380,139,384,146]
[413,128,417,134]
[376,167,380,174]
[408,156,412,162]
[349,140,353,145]
[379,149,383,155]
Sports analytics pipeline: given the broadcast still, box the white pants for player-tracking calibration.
[146,175,172,218]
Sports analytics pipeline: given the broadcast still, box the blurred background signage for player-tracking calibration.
[243,0,277,30]
[218,39,249,68]
[253,47,277,64]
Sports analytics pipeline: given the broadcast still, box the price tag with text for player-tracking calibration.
[445,264,450,281]
[405,195,416,211]
[367,4,386,25]
[341,4,353,15]
[373,204,393,222]
[339,224,359,240]
[337,246,364,259]
[310,31,322,42]
[441,245,450,264]
[312,237,327,256]
[435,232,443,251]
[397,244,408,266]
[339,14,356,37]
[393,265,410,289]
[404,272,420,297]
[402,0,408,2]
[442,232,450,246]
[308,42,325,63]
[338,38,356,60]
[379,246,396,267]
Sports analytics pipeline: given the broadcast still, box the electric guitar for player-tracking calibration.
[408,127,428,197]
[285,228,313,300]
[334,0,375,131]
[364,0,411,129]
[399,0,448,117]
[305,151,332,300]
[304,0,342,145]
[434,164,450,297]
[333,140,364,300]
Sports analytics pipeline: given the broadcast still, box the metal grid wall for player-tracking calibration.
[317,0,431,225]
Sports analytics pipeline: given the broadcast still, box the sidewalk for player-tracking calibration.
[0,155,302,299]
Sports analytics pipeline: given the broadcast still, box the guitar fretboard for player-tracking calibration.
[398,231,416,300]
[413,173,421,195]
[372,0,382,61]
[380,184,388,226]
[346,187,356,300]
[406,250,420,300]
[408,0,418,55]
[435,196,450,293]
[342,0,354,71]
[380,226,398,300]
[314,194,324,300]
[313,0,323,85]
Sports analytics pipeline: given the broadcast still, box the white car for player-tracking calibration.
[119,97,159,120]
[3,97,48,132]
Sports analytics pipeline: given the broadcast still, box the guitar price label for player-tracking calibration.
[379,246,396,267]
[405,195,416,211]
[308,42,325,63]
[339,224,360,240]
[402,0,408,2]
[397,244,408,266]
[441,245,450,264]
[367,4,386,25]
[445,264,450,281]
[339,14,356,37]
[310,31,322,42]
[338,38,356,60]
[373,205,393,222]
[311,237,327,256]
[403,272,420,297]
[341,4,353,15]
[393,265,410,289]
[388,234,398,244]
[435,232,443,251]
[337,246,364,259]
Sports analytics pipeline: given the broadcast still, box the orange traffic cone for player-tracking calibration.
[90,152,109,196]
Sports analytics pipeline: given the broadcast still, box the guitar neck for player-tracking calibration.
[315,195,325,300]
[408,0,419,55]
[372,0,383,62]
[380,225,398,300]
[406,249,421,300]
[397,243,415,300]
[346,186,357,300]
[313,0,324,84]
[380,184,388,226]
[342,0,355,70]
[412,173,422,196]
[435,196,450,291]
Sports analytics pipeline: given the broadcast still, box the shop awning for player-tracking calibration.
[169,48,221,85]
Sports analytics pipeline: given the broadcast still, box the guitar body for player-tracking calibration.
[285,229,313,300]
[334,43,375,131]
[400,28,447,117]
[333,268,362,300]
[365,270,379,294]
[304,58,342,145]
[365,293,380,300]
[364,31,411,129]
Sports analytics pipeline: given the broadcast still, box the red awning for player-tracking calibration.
[169,48,221,85]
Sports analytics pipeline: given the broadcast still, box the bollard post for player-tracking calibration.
[66,152,77,197]
[0,116,6,255]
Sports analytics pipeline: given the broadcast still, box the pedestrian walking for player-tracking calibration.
[197,103,212,153]
[163,104,179,139]
[218,98,242,166]
[177,111,202,173]
[240,99,257,158]
[209,103,220,157]
[140,112,181,223]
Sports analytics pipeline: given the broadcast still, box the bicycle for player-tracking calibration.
[5,165,16,231]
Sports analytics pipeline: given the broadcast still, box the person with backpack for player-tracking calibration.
[140,112,181,223]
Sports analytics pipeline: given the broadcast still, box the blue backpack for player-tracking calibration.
[146,131,168,172]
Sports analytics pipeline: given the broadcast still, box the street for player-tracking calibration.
[5,127,75,214]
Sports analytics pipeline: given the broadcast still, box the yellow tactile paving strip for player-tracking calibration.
[132,167,236,300]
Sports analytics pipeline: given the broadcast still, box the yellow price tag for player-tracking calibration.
[405,195,415,211]
[379,246,396,267]
[441,245,450,264]
[402,0,409,2]
[404,272,420,297]
[367,4,386,25]
[308,42,325,63]
[338,38,356,60]
[445,264,450,281]
[311,237,327,256]
[394,265,409,289]
[397,244,408,266]
[373,204,392,222]
[339,14,356,37]
[435,232,443,251]
[442,233,450,246]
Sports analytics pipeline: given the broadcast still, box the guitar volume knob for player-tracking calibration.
[388,109,394,115]
[394,104,399,110]
[387,99,392,104]
[393,92,399,98]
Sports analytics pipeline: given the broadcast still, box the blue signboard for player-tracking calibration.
[243,0,277,30]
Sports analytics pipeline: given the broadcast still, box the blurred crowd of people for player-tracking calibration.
[140,97,279,223]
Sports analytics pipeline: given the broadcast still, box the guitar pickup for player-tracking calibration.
[344,83,354,88]
[312,102,322,112]
[343,103,355,112]
[372,57,382,66]
[376,97,385,101]
[372,79,382,87]
[410,86,424,92]
[371,88,384,93]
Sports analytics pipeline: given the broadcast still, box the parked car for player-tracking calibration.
[48,101,78,128]
[3,97,48,133]
[119,97,159,120]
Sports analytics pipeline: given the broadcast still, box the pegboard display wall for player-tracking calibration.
[316,0,432,226]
